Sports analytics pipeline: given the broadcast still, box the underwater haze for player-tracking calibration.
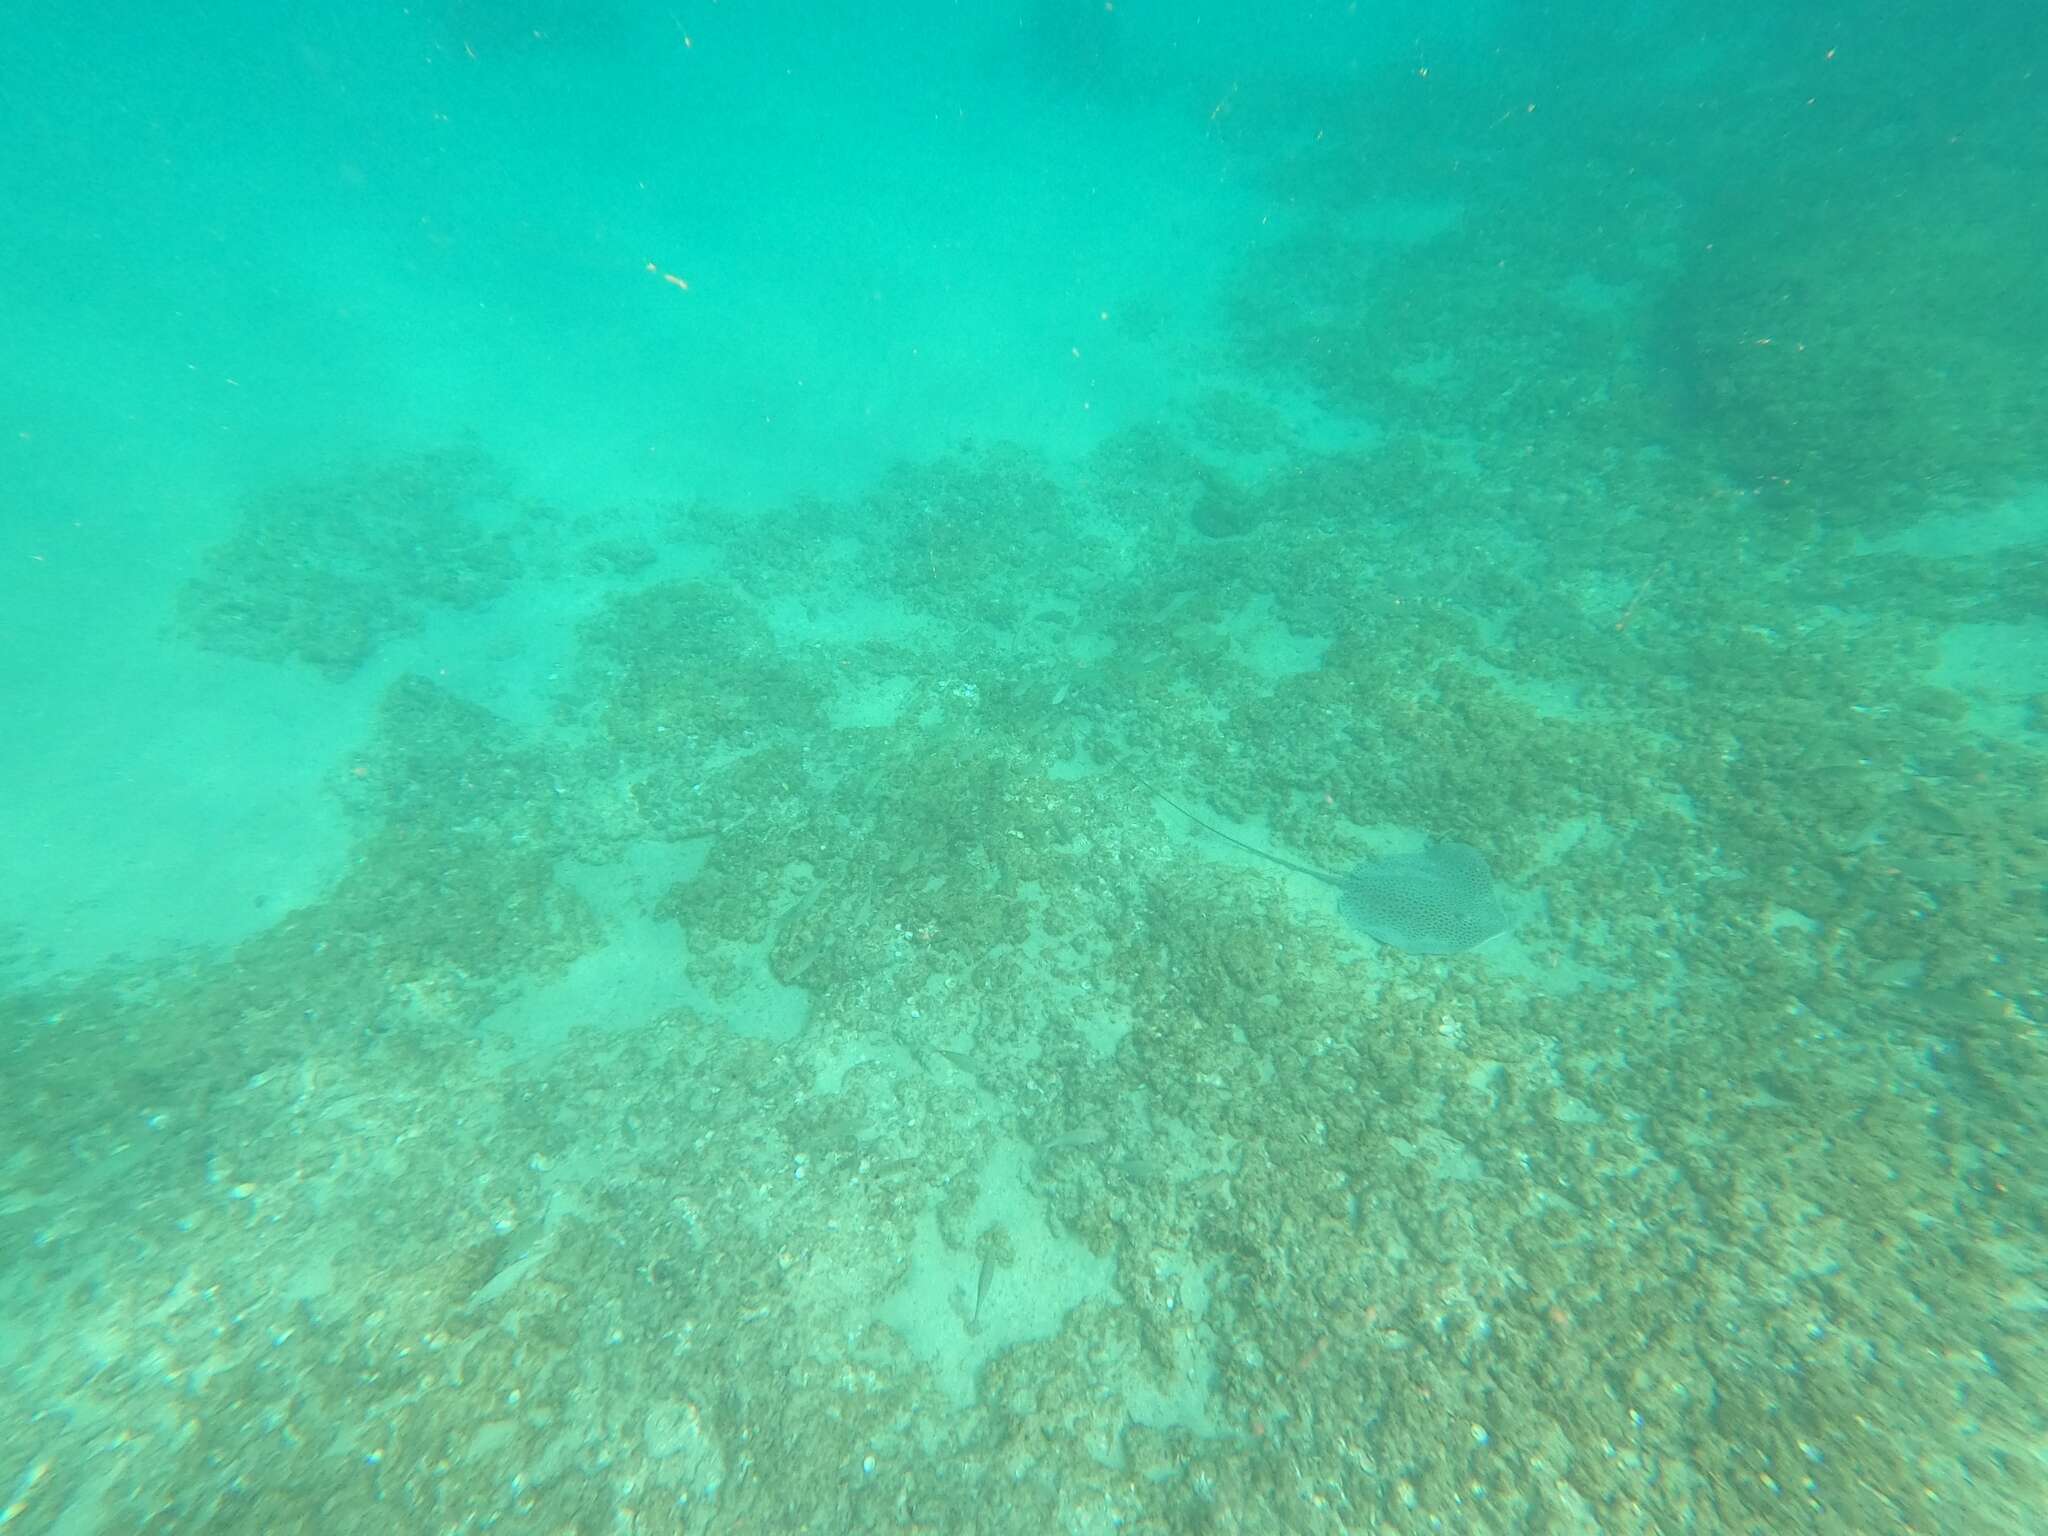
[3,1,2044,1531]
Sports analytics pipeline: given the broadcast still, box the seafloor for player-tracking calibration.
[5,36,2046,1536]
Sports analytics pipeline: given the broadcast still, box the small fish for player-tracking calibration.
[1040,1125,1108,1154]
[930,1047,978,1076]
[973,1252,996,1325]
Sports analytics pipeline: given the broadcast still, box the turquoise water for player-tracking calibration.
[3,2,2044,1530]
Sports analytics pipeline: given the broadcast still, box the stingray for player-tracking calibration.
[1142,779,1509,954]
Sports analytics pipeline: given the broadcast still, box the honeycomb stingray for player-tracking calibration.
[1145,780,1510,955]
[1335,842,1509,954]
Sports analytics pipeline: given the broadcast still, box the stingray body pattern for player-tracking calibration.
[1142,779,1509,955]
